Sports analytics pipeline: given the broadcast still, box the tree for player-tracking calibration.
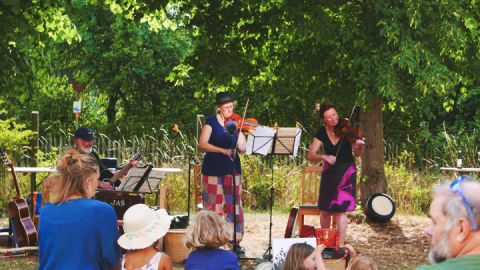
[174,0,480,205]
[51,1,195,135]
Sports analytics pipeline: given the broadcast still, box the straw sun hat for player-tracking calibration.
[118,204,173,250]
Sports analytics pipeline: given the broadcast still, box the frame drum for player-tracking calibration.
[366,193,396,222]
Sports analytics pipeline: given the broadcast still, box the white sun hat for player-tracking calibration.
[118,204,173,250]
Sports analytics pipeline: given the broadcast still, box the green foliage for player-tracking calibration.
[47,1,195,136]
[241,156,302,211]
[0,109,36,152]
[0,111,36,208]
[385,163,434,215]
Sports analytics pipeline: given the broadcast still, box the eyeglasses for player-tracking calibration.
[220,104,234,110]
[450,176,477,230]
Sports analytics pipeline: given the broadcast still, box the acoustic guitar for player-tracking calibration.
[105,152,141,186]
[1,149,38,247]
[284,206,299,238]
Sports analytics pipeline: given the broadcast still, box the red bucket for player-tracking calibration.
[314,228,339,250]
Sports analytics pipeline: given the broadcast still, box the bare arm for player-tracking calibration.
[158,254,173,270]
[307,138,336,165]
[314,244,327,270]
[352,140,364,157]
[236,132,247,153]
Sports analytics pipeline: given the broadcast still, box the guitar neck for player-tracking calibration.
[108,163,132,184]
[8,165,23,199]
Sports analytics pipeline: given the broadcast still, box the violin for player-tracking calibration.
[334,118,365,144]
[225,113,259,135]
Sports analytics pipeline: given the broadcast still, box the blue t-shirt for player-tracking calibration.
[38,198,120,270]
[185,248,239,270]
[202,115,241,176]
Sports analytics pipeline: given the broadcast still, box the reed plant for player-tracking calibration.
[3,127,479,216]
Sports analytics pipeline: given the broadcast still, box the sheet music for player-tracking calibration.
[117,167,150,192]
[274,128,302,157]
[136,170,166,193]
[246,126,276,156]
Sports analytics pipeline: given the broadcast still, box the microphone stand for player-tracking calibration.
[229,131,242,256]
[187,153,194,223]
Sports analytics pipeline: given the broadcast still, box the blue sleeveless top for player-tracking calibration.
[202,115,241,176]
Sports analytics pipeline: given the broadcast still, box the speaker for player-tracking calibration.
[100,158,118,169]
[366,193,396,222]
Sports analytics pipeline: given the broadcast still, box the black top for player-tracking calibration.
[315,127,354,164]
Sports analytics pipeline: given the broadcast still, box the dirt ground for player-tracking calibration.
[240,212,431,270]
[0,212,431,270]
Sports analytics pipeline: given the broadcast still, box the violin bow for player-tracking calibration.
[237,98,250,135]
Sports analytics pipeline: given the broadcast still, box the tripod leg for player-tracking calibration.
[263,155,275,260]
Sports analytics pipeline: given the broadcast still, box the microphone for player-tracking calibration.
[225,120,238,135]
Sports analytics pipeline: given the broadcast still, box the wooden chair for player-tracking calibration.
[295,165,323,236]
[192,163,203,211]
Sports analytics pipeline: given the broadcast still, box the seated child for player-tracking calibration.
[118,204,173,270]
[184,210,240,270]
[282,243,315,270]
[283,243,377,270]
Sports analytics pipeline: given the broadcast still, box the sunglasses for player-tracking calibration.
[450,176,477,230]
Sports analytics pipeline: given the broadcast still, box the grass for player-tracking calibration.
[0,256,37,270]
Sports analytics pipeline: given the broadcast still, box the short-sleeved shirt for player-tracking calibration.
[202,115,241,176]
[416,255,480,270]
[38,198,120,270]
[185,248,239,270]
[315,127,354,164]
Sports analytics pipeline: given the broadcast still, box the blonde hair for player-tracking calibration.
[42,174,62,203]
[185,210,232,249]
[56,148,99,202]
[282,243,314,270]
[347,255,378,270]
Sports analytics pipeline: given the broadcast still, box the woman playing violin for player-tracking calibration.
[307,103,364,245]
[198,92,247,255]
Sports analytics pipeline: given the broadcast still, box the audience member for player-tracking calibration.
[283,243,376,270]
[282,243,314,270]
[117,204,173,270]
[184,210,239,270]
[416,176,480,270]
[38,148,120,270]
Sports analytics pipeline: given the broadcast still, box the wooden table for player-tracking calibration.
[9,167,57,173]
[440,167,480,178]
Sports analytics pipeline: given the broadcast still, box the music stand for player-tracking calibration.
[117,165,153,192]
[136,168,165,193]
[246,126,302,260]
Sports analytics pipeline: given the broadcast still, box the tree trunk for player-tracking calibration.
[359,96,387,207]
[106,87,119,126]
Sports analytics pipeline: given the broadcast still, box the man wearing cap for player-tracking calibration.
[198,92,247,256]
[417,176,480,270]
[74,126,136,189]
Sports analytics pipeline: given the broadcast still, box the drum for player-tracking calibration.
[365,193,396,222]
